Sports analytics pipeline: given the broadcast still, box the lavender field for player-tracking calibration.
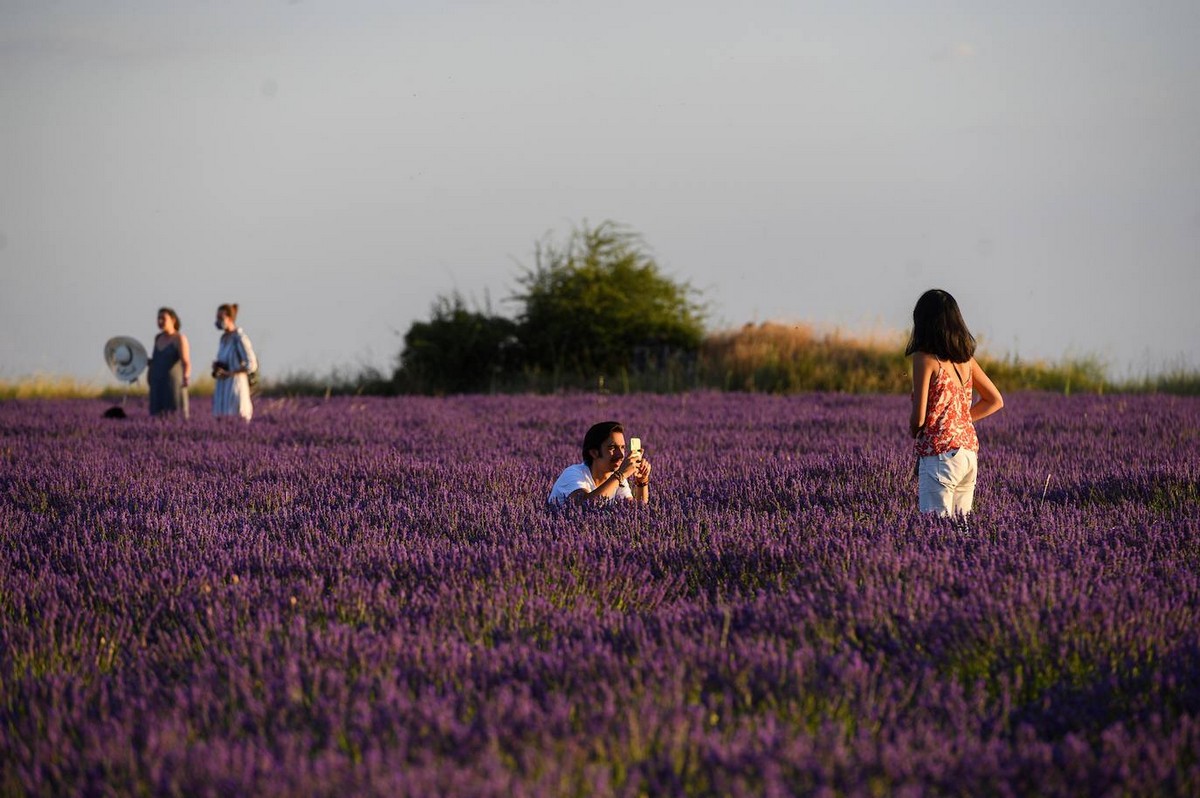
[2,392,1198,796]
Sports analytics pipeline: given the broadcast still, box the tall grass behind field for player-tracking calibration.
[0,375,216,400]
[0,375,105,400]
[699,322,1140,394]
[701,323,910,393]
[1123,363,1200,396]
[979,352,1109,395]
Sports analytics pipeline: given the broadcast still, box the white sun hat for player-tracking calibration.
[103,336,149,382]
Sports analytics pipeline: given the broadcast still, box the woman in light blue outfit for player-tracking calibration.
[211,303,257,421]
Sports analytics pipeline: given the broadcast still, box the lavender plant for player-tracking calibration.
[1,392,1197,796]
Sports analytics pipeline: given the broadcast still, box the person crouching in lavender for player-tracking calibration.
[548,420,651,506]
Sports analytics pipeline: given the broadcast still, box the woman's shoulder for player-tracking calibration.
[911,350,940,370]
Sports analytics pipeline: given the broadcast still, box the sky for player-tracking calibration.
[2,0,1198,384]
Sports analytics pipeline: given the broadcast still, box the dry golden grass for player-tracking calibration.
[0,375,216,400]
[698,322,1124,394]
[700,322,911,393]
[0,375,107,400]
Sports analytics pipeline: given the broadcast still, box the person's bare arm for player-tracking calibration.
[632,458,651,505]
[969,358,1004,423]
[568,473,623,504]
[569,456,642,504]
[179,333,191,387]
[910,352,936,437]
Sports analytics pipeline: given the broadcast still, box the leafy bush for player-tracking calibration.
[514,221,705,379]
[394,293,519,394]
[393,222,705,393]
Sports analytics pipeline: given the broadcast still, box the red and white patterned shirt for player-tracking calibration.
[914,361,979,457]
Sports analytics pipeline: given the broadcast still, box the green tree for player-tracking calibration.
[514,221,705,377]
[394,293,518,394]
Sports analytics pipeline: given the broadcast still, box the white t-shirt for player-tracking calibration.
[547,462,633,505]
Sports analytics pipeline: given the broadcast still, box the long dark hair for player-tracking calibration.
[217,303,239,322]
[582,421,623,465]
[904,289,976,363]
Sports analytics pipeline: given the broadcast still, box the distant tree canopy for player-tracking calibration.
[395,294,519,394]
[516,222,705,375]
[394,221,705,393]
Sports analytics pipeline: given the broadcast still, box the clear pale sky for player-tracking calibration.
[2,0,1198,383]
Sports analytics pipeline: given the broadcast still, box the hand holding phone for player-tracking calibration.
[628,437,647,466]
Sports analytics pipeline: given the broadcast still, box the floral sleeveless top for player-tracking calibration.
[914,361,978,457]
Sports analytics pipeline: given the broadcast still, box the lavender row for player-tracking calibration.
[1,393,1197,796]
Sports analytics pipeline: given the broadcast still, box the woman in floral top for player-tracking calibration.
[906,289,1004,529]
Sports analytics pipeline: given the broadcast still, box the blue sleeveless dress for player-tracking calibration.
[149,336,189,418]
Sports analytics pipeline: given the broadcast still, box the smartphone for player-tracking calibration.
[629,437,642,456]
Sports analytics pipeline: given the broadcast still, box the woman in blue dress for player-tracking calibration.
[147,307,191,418]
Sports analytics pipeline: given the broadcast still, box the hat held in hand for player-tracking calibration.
[103,336,148,382]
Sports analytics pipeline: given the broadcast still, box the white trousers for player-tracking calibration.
[918,448,978,517]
